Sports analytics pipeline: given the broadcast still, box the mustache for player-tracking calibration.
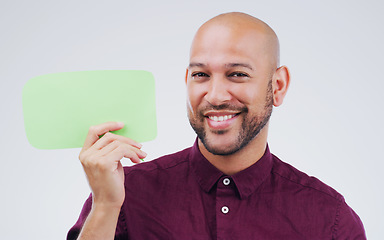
[198,103,248,114]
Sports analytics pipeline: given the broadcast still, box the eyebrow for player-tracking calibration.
[225,63,253,70]
[188,62,206,68]
[188,62,253,70]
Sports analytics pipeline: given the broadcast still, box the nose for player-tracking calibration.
[204,77,232,106]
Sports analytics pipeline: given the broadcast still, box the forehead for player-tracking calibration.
[189,24,270,67]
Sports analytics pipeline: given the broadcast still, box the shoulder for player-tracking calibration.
[270,154,343,201]
[270,154,366,238]
[123,146,192,177]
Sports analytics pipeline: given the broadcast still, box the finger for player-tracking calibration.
[92,132,142,151]
[100,140,147,162]
[106,144,143,164]
[82,122,125,150]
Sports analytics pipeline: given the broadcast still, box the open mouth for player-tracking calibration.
[203,111,241,130]
[207,114,237,122]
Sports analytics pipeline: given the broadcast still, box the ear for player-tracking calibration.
[272,66,290,107]
[185,68,189,85]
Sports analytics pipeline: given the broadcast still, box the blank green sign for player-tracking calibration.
[23,70,157,149]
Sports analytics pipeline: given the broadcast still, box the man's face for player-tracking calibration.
[186,24,275,155]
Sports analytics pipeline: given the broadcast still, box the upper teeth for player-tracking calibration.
[208,115,235,122]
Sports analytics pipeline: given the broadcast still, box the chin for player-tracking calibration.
[203,135,241,156]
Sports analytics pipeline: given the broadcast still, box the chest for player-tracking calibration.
[123,176,334,240]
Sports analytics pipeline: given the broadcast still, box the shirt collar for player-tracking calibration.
[190,138,273,199]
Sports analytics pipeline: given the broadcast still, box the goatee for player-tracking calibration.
[188,80,273,156]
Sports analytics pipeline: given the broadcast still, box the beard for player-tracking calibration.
[188,80,273,156]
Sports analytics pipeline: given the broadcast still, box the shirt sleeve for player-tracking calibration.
[66,194,129,240]
[332,198,366,240]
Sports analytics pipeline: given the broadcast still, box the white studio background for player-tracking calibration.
[0,0,382,239]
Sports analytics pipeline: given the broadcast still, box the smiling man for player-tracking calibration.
[68,12,366,239]
[186,13,282,176]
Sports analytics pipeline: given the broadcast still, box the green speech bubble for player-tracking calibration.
[22,70,157,149]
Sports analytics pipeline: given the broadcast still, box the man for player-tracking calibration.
[67,12,366,239]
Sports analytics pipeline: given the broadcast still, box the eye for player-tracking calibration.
[228,72,250,78]
[191,72,210,79]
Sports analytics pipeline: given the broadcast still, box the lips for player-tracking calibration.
[208,114,236,122]
[204,111,240,130]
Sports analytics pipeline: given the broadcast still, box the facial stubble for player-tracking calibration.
[188,80,273,156]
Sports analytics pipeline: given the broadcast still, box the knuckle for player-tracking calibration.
[102,132,114,141]
[115,145,125,154]
[79,152,85,162]
[79,151,90,163]
[111,140,125,150]
[80,152,99,168]
[118,145,131,157]
[88,125,98,134]
[104,132,113,138]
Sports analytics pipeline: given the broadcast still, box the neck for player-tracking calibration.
[198,126,269,176]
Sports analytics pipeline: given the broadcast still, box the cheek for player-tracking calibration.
[230,84,268,108]
[229,84,255,104]
[187,83,205,110]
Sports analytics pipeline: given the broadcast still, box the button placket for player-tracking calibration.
[217,177,232,216]
[216,176,236,237]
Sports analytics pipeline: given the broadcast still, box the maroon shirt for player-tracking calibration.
[68,141,366,239]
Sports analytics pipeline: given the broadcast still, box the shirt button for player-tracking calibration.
[223,178,230,186]
[221,206,229,214]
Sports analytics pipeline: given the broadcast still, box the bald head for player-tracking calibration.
[190,12,280,68]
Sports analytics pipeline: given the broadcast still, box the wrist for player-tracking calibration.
[77,203,121,240]
[92,200,122,214]
[91,193,124,211]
